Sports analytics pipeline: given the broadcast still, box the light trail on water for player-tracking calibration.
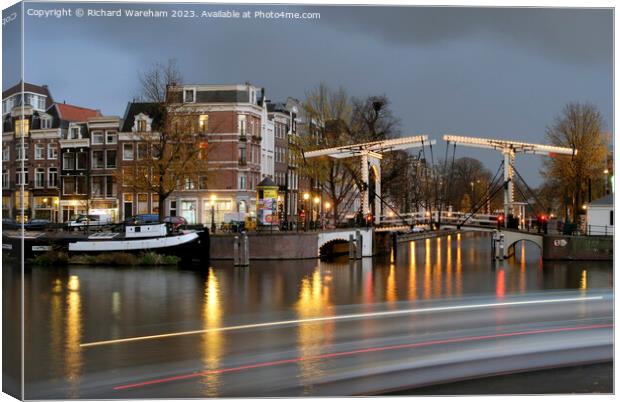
[81,295,604,348]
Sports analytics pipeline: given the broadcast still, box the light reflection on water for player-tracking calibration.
[200,268,223,396]
[16,232,612,397]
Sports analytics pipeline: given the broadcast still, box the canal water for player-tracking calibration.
[3,231,613,398]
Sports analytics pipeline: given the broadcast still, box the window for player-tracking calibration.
[47,143,58,159]
[92,150,104,169]
[106,176,116,198]
[183,89,195,103]
[69,126,80,139]
[123,143,134,160]
[34,168,45,188]
[2,170,9,189]
[137,143,148,160]
[92,131,104,144]
[76,177,87,194]
[199,176,208,189]
[76,152,87,170]
[40,117,52,129]
[2,145,9,161]
[137,119,147,132]
[184,177,195,190]
[16,167,28,186]
[106,131,117,144]
[15,119,29,137]
[92,176,104,197]
[238,173,246,190]
[106,150,117,168]
[34,144,44,160]
[239,146,246,164]
[152,194,159,214]
[151,144,160,159]
[199,115,209,132]
[37,96,46,111]
[238,115,246,136]
[169,200,177,217]
[63,177,76,195]
[48,168,58,188]
[16,143,28,161]
[63,152,75,170]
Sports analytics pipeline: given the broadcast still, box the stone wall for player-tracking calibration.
[543,235,613,261]
[210,231,318,260]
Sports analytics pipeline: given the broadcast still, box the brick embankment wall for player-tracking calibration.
[543,235,613,261]
[210,232,319,260]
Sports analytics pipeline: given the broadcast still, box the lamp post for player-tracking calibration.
[303,192,310,231]
[324,201,331,228]
[313,196,320,229]
[604,168,610,195]
[210,194,217,233]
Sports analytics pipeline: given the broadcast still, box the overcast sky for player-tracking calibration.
[2,3,613,185]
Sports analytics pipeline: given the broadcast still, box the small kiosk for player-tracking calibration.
[256,177,279,231]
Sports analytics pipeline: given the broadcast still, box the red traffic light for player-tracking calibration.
[366,214,373,222]
[497,214,504,222]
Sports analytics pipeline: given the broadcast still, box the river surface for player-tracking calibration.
[3,232,613,398]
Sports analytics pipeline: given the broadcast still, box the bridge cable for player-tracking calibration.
[462,160,504,216]
[510,162,549,214]
[457,161,505,226]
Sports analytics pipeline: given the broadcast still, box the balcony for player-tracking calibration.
[60,138,89,148]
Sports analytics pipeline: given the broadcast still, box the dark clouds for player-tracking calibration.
[6,3,613,185]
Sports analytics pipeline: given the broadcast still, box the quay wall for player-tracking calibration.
[210,232,319,260]
[542,235,613,261]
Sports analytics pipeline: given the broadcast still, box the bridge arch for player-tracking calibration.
[317,229,374,258]
[319,238,351,259]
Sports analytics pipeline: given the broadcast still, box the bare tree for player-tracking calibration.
[542,102,610,222]
[296,84,361,226]
[122,60,212,220]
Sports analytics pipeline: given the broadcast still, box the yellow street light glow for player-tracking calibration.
[324,202,331,209]
[582,204,587,210]
[313,196,320,204]
[604,169,609,174]
[303,193,310,201]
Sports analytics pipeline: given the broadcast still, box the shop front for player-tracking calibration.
[33,196,59,222]
[89,199,119,222]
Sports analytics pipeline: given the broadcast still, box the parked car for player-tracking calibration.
[68,214,113,228]
[163,215,187,230]
[124,214,160,225]
[410,226,425,233]
[2,219,19,230]
[24,219,52,230]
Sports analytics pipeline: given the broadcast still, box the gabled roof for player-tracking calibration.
[54,103,101,122]
[589,193,614,207]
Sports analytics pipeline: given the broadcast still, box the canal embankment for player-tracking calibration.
[543,235,613,261]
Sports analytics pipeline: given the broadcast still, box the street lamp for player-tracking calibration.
[210,194,217,233]
[313,196,320,229]
[324,201,331,228]
[303,192,310,231]
[604,168,610,194]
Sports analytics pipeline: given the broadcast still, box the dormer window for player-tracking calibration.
[40,116,52,129]
[137,119,147,132]
[183,88,195,103]
[69,126,80,139]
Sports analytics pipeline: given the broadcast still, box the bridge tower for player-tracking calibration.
[443,135,576,227]
[304,135,435,223]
